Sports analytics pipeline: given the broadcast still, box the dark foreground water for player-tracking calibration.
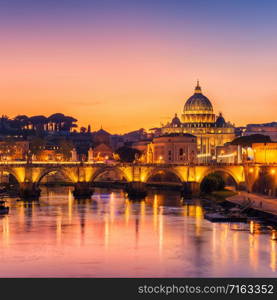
[0,187,276,277]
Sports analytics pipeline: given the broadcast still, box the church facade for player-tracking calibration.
[161,82,235,163]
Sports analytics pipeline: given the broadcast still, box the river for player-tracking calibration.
[0,187,276,277]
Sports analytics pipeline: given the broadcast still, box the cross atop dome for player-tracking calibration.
[194,80,202,94]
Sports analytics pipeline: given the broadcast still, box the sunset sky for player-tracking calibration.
[0,0,276,133]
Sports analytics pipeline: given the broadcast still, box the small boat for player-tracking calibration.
[0,200,9,215]
[204,212,248,223]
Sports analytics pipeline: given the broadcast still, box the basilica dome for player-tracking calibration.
[215,113,226,127]
[181,82,215,124]
[171,113,181,127]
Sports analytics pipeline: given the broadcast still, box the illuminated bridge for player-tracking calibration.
[0,161,276,199]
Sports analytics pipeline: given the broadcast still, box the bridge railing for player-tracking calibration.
[0,161,275,168]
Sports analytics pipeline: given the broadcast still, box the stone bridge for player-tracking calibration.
[0,162,276,199]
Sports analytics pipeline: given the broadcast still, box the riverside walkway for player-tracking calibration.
[227,191,277,216]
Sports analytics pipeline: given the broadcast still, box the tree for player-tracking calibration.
[212,173,225,190]
[29,137,46,156]
[13,115,30,130]
[62,116,78,132]
[200,176,218,194]
[47,113,65,131]
[80,127,87,133]
[200,172,226,194]
[115,146,141,162]
[47,113,77,132]
[29,115,48,132]
[0,115,15,133]
[0,139,16,160]
[57,139,74,160]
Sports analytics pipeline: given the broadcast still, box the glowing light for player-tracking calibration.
[56,213,62,244]
[270,169,276,175]
[158,206,164,254]
[217,152,236,158]
[153,194,158,229]
[197,153,212,158]
[110,192,115,223]
[250,220,254,234]
[104,215,109,248]
[270,238,276,272]
[125,199,130,224]
[271,230,277,271]
[271,230,277,241]
[140,201,145,224]
[249,168,254,173]
[2,216,10,247]
[68,189,73,224]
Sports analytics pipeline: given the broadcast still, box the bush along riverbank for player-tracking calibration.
[200,172,237,202]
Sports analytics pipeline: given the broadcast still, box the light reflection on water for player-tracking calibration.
[0,186,276,277]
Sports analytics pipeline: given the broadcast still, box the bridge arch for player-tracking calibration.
[36,167,74,186]
[91,166,129,182]
[199,168,239,188]
[144,168,183,185]
[0,166,23,184]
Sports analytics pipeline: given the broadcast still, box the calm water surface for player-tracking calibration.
[0,187,276,277]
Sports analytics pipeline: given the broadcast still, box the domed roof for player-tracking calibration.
[216,113,226,127]
[183,81,213,113]
[171,113,181,127]
[95,127,111,136]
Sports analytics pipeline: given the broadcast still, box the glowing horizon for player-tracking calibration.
[0,0,276,134]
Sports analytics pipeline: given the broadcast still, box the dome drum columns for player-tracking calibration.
[181,182,200,198]
[125,181,148,200]
[72,182,94,199]
[19,182,41,201]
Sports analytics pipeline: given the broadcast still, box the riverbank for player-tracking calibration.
[227,191,277,216]
[201,190,237,202]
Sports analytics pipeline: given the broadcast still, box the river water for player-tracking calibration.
[0,187,276,277]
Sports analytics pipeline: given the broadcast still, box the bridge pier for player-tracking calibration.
[181,182,200,198]
[125,181,147,200]
[19,182,41,201]
[72,182,94,199]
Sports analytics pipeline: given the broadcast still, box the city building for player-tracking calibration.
[139,133,197,164]
[215,143,242,164]
[88,143,114,161]
[243,122,277,142]
[0,140,29,161]
[160,82,235,163]
[253,142,277,164]
[92,128,111,146]
[131,140,152,155]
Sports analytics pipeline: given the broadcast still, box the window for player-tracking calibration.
[168,150,172,161]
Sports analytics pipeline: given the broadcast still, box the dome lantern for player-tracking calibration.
[194,80,202,94]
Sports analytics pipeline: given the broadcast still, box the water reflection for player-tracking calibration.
[0,186,276,277]
[2,216,10,247]
[271,238,276,272]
